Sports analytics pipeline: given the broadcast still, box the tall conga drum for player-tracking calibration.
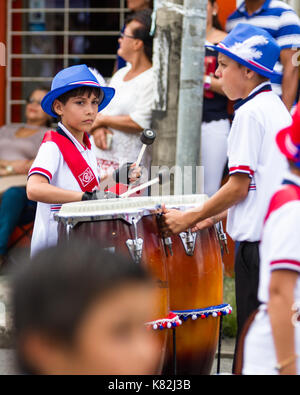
[158,195,224,375]
[55,197,170,373]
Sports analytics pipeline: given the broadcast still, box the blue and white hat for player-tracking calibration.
[206,23,281,79]
[41,64,115,118]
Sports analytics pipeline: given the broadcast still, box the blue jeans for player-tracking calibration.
[0,186,36,255]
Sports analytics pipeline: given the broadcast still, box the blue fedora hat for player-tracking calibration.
[41,64,115,118]
[206,23,281,79]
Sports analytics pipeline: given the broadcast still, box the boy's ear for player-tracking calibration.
[245,67,256,80]
[52,99,63,116]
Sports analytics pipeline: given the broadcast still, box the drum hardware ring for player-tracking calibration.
[155,205,174,257]
[126,217,144,264]
[216,221,229,255]
[179,229,197,256]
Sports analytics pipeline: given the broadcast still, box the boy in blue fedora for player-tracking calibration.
[160,23,293,369]
[26,64,136,257]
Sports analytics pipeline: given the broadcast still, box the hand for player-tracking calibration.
[93,127,113,150]
[128,163,142,184]
[191,217,215,232]
[9,160,31,175]
[159,204,191,235]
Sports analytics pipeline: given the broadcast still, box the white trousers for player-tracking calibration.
[201,119,230,197]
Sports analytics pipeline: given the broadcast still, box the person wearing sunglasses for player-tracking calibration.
[90,9,154,183]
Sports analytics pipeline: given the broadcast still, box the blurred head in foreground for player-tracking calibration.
[12,240,160,375]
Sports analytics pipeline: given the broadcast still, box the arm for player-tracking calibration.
[91,114,143,134]
[268,270,298,375]
[161,173,250,234]
[0,159,34,176]
[27,174,83,204]
[280,48,299,112]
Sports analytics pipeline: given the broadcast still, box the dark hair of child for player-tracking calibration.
[11,239,151,374]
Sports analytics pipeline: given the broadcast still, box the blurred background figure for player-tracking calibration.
[116,0,153,71]
[11,240,161,375]
[0,87,50,266]
[90,9,154,181]
[202,0,231,197]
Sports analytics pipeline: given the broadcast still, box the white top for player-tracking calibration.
[258,172,300,303]
[91,65,154,172]
[28,122,100,257]
[242,172,300,375]
[226,82,291,242]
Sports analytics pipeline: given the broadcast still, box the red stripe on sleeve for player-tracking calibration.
[28,167,52,181]
[229,165,254,177]
[270,259,300,270]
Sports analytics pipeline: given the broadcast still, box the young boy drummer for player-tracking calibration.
[242,103,300,375]
[27,64,134,257]
[160,23,292,364]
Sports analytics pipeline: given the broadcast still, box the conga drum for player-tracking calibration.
[158,195,224,375]
[55,196,170,373]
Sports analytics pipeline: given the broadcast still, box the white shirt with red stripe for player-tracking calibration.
[28,122,100,257]
[226,82,291,242]
[243,172,300,375]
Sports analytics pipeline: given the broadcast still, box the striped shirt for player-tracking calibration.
[226,0,300,96]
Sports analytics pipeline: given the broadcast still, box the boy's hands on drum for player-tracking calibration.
[160,204,192,235]
[128,163,142,184]
[191,217,215,232]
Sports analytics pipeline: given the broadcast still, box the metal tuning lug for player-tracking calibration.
[126,217,144,264]
[216,221,229,255]
[163,236,173,257]
[179,229,197,256]
[155,205,173,257]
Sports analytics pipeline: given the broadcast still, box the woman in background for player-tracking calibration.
[0,87,50,265]
[116,0,153,71]
[91,9,154,181]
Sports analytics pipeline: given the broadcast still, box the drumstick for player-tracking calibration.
[120,170,165,198]
[127,129,156,192]
[135,128,156,168]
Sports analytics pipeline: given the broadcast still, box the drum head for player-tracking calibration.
[55,194,208,224]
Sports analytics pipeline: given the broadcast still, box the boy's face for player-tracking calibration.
[23,283,161,375]
[53,91,100,135]
[215,53,248,100]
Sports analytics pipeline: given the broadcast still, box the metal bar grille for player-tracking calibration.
[6,0,128,123]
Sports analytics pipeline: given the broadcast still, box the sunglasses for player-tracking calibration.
[119,31,138,40]
[26,98,42,105]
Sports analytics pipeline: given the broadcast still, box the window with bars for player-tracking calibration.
[7,0,128,123]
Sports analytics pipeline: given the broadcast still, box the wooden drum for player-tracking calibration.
[55,196,170,373]
[55,194,224,375]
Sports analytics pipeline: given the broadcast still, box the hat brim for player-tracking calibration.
[206,44,281,80]
[41,83,115,118]
[276,127,299,161]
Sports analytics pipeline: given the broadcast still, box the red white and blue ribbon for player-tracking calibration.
[172,303,232,322]
[145,312,182,331]
[146,304,232,330]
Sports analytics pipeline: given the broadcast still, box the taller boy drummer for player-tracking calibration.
[160,24,293,365]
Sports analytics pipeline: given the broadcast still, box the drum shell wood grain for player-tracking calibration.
[57,214,169,373]
[162,226,223,375]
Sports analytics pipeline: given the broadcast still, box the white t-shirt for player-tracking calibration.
[91,65,154,176]
[28,122,100,257]
[243,172,300,375]
[226,82,291,242]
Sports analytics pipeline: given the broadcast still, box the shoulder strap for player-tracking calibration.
[42,131,99,192]
[264,184,300,224]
